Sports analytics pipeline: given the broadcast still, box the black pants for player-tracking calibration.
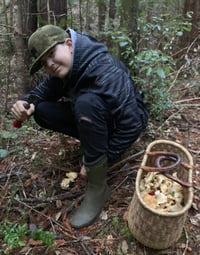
[34,93,143,163]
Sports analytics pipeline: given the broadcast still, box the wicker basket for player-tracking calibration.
[128,140,193,250]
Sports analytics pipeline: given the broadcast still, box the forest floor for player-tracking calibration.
[0,78,200,255]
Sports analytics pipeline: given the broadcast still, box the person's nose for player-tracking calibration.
[46,57,54,68]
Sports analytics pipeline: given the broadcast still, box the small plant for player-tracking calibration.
[106,13,192,121]
[30,226,55,246]
[111,216,134,242]
[132,49,175,120]
[0,222,55,254]
[0,222,28,255]
[137,13,192,55]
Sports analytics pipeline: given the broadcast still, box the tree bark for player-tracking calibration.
[179,0,200,49]
[12,0,30,96]
[98,0,107,33]
[38,0,67,27]
[120,0,139,50]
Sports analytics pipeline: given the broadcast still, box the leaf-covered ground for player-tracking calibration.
[0,80,200,255]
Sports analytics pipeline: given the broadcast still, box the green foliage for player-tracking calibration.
[0,222,55,254]
[37,15,49,26]
[132,49,175,119]
[0,222,28,254]
[0,149,9,159]
[37,15,69,29]
[30,227,55,246]
[107,13,192,121]
[138,14,192,54]
[108,31,174,120]
[0,130,18,154]
[111,216,134,242]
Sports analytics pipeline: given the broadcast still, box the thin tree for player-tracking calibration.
[12,0,30,96]
[180,0,200,49]
[120,0,139,50]
[38,0,67,27]
[98,0,107,33]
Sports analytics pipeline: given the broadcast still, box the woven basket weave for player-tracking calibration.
[128,140,193,250]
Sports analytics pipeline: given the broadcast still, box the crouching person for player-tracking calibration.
[11,25,148,228]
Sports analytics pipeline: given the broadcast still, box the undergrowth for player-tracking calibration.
[106,13,192,121]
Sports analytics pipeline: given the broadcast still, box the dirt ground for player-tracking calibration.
[0,80,200,255]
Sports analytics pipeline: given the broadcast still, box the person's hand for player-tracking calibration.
[80,165,87,177]
[11,100,35,122]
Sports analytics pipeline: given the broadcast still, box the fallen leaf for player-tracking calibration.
[28,238,43,246]
[121,240,129,254]
[107,235,114,245]
[123,210,128,221]
[55,211,62,221]
[55,239,67,247]
[100,210,108,220]
[190,213,200,227]
[0,149,9,159]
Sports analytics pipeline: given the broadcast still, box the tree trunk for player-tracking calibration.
[38,0,67,27]
[12,0,30,96]
[108,0,116,29]
[120,0,139,50]
[109,0,115,20]
[26,0,37,35]
[179,0,200,49]
[98,0,107,33]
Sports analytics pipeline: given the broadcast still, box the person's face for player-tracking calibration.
[41,38,73,78]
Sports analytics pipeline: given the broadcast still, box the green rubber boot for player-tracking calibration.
[70,155,110,229]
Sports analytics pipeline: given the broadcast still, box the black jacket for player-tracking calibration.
[23,28,148,154]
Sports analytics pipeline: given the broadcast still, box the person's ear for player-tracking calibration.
[65,38,72,46]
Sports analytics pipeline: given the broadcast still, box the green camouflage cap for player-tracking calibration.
[28,25,68,75]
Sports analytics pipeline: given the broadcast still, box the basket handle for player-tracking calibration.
[141,151,193,187]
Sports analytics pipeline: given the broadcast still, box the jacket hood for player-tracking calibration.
[64,28,108,88]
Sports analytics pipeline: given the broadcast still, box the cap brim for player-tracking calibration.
[29,42,59,75]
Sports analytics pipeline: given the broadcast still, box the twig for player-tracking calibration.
[0,171,30,180]
[14,198,78,240]
[186,36,199,55]
[171,46,188,58]
[169,36,199,91]
[174,103,200,107]
[183,226,189,255]
[156,107,183,131]
[112,176,129,191]
[25,248,32,255]
[189,149,200,155]
[0,24,13,29]
[174,97,200,104]
[109,150,144,171]
[65,194,84,214]
[80,242,94,255]
[18,191,82,203]
[168,64,185,91]
[3,164,14,188]
[17,175,28,199]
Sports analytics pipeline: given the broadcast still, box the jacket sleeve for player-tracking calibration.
[21,76,64,105]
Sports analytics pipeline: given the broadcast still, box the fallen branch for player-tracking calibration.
[174,97,200,104]
[14,198,78,239]
[18,191,83,203]
[112,176,129,191]
[0,171,30,180]
[183,227,189,255]
[174,104,200,107]
[156,107,184,131]
[109,150,144,171]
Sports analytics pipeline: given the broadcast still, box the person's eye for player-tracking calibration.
[49,49,55,57]
[41,60,47,67]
